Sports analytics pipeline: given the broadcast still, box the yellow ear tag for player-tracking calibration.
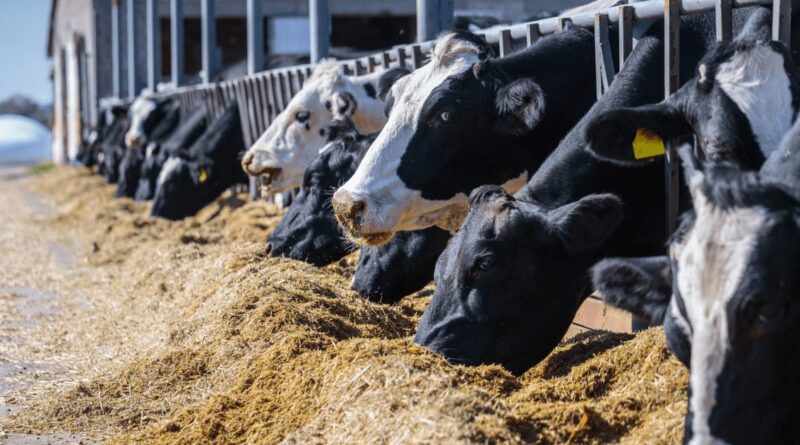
[632,128,666,160]
[198,167,208,183]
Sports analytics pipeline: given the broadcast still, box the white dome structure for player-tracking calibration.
[0,115,52,165]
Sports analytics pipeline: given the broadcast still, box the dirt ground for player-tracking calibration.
[0,166,689,444]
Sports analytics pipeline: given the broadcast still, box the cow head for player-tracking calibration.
[241,60,387,193]
[151,155,217,220]
[333,30,561,246]
[592,144,800,444]
[586,38,800,170]
[414,185,624,374]
[115,147,145,198]
[353,226,451,304]
[267,119,375,266]
[125,94,174,149]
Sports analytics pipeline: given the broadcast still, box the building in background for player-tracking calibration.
[47,0,587,163]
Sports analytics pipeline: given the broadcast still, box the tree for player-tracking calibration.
[0,95,52,127]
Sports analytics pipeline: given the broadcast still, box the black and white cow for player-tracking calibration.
[266,118,450,303]
[151,102,246,220]
[592,118,800,443]
[413,9,772,375]
[333,27,601,246]
[267,119,376,266]
[87,103,130,178]
[241,60,388,194]
[116,97,181,198]
[134,106,209,201]
[97,107,131,183]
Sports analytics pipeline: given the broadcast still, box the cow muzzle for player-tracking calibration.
[332,190,393,246]
[241,151,282,181]
[125,133,143,148]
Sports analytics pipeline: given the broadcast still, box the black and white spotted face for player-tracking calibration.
[587,40,800,170]
[240,60,386,193]
[125,95,165,149]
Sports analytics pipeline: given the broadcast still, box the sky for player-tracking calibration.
[0,0,52,104]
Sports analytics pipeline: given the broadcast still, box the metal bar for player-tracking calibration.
[594,13,616,99]
[716,0,733,41]
[244,79,260,145]
[272,72,286,112]
[558,17,573,30]
[411,45,425,68]
[773,0,791,46]
[170,0,184,87]
[525,23,541,47]
[253,76,269,132]
[356,59,368,75]
[127,0,141,98]
[665,0,680,238]
[618,5,634,68]
[499,29,513,57]
[146,0,161,91]
[201,0,216,84]
[417,0,454,42]
[266,73,280,120]
[395,47,409,68]
[382,51,393,69]
[261,74,276,122]
[368,55,381,73]
[310,0,331,62]
[247,0,264,74]
[281,72,293,106]
[112,0,124,98]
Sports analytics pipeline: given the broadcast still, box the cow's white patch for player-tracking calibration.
[126,96,157,148]
[716,45,794,157]
[337,33,485,235]
[674,179,764,445]
[243,60,386,192]
[157,156,182,187]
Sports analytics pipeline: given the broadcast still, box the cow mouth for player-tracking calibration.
[335,217,394,247]
[256,168,282,194]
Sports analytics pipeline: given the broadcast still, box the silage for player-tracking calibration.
[3,167,688,444]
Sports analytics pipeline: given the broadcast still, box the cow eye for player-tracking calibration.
[470,254,497,278]
[743,299,786,337]
[295,111,311,124]
[440,111,452,122]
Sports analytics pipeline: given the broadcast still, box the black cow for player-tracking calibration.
[267,119,374,266]
[333,26,602,246]
[591,117,800,443]
[134,106,209,201]
[414,9,771,375]
[151,102,246,220]
[116,98,181,198]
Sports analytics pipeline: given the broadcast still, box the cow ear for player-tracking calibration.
[548,193,624,255]
[494,78,546,136]
[592,256,673,326]
[585,102,690,166]
[378,67,411,101]
[330,91,358,119]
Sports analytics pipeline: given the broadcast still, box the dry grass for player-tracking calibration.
[1,167,688,444]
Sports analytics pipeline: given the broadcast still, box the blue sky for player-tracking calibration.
[0,0,52,104]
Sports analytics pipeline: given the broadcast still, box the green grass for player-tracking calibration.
[29,161,56,175]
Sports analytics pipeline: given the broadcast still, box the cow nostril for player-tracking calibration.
[242,152,254,168]
[265,242,273,254]
[352,200,366,214]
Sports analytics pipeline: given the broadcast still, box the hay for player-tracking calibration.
[2,167,688,444]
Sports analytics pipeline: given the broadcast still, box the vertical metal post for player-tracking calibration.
[618,5,633,69]
[594,13,615,100]
[201,0,216,84]
[146,0,161,91]
[526,23,541,48]
[171,0,184,86]
[247,0,264,200]
[127,0,141,98]
[411,45,425,68]
[716,0,732,42]
[664,0,680,237]
[112,0,124,98]
[417,0,454,42]
[558,17,573,31]
[247,0,264,74]
[773,0,791,47]
[499,29,513,57]
[310,0,331,62]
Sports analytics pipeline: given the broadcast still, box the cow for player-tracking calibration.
[332,26,601,247]
[116,97,181,198]
[240,59,388,195]
[266,119,375,266]
[265,118,450,303]
[86,102,129,179]
[134,106,209,201]
[151,102,246,220]
[412,8,775,375]
[96,107,131,184]
[591,119,800,443]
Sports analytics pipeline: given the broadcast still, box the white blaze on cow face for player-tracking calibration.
[334,34,490,236]
[125,95,157,149]
[157,156,182,189]
[672,176,765,445]
[716,45,795,157]
[242,60,386,193]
